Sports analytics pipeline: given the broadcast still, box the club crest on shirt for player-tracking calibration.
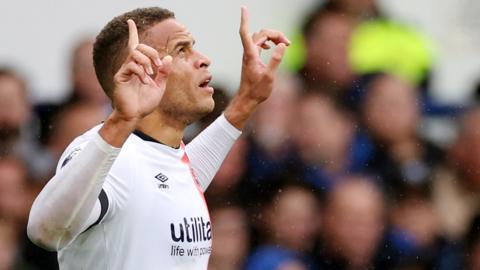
[61,147,82,168]
[155,173,169,189]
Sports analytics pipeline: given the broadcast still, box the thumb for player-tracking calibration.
[158,55,173,77]
[266,43,286,75]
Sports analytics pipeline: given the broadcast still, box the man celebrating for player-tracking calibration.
[27,6,289,270]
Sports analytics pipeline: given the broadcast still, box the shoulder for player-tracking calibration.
[70,124,105,147]
[56,124,104,171]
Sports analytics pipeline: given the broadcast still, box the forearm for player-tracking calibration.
[27,116,131,251]
[99,110,138,147]
[223,92,260,130]
[185,114,242,191]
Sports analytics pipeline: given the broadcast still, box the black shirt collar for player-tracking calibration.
[132,130,180,149]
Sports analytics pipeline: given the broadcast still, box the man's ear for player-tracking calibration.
[154,55,172,81]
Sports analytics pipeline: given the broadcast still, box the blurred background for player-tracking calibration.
[2,0,480,269]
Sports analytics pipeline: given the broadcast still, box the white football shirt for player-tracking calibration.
[56,125,222,270]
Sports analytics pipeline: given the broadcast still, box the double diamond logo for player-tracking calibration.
[155,173,169,189]
[155,172,169,182]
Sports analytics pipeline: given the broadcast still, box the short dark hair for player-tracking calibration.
[302,4,333,38]
[93,7,175,97]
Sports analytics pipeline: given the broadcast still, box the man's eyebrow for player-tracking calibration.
[172,39,195,51]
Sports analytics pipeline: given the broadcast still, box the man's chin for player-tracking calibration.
[205,98,215,113]
[183,99,215,125]
[197,99,216,118]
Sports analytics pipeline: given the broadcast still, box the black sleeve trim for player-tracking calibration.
[83,189,109,233]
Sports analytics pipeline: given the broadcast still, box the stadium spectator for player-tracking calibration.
[432,106,480,239]
[0,157,58,269]
[0,157,32,227]
[360,73,444,194]
[464,214,480,270]
[40,102,106,178]
[299,10,355,97]
[0,68,30,155]
[317,176,385,269]
[208,204,249,270]
[349,19,434,87]
[241,74,300,202]
[35,38,110,145]
[391,189,440,255]
[69,38,109,105]
[0,68,50,177]
[0,220,24,269]
[386,186,462,269]
[23,102,106,183]
[285,0,433,96]
[292,92,371,193]
[246,182,319,270]
[248,73,300,158]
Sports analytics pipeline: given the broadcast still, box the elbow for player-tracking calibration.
[27,218,63,251]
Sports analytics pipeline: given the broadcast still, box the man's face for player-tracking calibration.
[324,181,384,268]
[362,75,419,144]
[305,14,354,88]
[146,19,214,124]
[267,188,319,252]
[294,95,352,164]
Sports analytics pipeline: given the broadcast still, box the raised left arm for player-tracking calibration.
[186,7,289,190]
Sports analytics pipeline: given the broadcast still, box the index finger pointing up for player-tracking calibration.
[240,6,249,36]
[127,19,139,50]
[239,7,253,51]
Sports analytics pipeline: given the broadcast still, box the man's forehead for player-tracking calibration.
[146,18,193,47]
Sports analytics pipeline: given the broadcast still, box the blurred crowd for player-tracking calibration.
[2,0,480,269]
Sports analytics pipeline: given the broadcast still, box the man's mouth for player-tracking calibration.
[199,76,212,88]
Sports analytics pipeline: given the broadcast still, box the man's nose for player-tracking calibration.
[194,52,211,69]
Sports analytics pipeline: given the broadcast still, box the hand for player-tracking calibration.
[224,7,289,130]
[237,6,289,104]
[111,19,172,123]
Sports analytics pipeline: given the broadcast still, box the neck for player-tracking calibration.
[388,135,421,164]
[136,110,186,148]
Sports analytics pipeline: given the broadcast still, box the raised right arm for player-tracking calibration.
[27,19,171,251]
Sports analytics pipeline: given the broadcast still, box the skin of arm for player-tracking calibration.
[224,7,289,130]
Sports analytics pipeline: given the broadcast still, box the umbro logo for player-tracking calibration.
[155,173,169,182]
[155,173,169,189]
